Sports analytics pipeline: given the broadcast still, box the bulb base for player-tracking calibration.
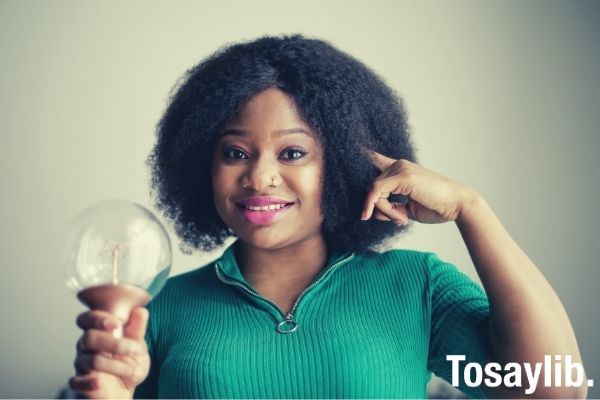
[77,283,151,325]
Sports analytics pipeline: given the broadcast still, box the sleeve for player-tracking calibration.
[425,252,492,399]
[133,303,159,399]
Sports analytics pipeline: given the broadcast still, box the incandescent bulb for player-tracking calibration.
[61,199,171,337]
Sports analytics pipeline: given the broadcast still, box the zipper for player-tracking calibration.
[214,266,285,319]
[215,252,355,334]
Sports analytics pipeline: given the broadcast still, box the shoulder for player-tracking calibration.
[345,248,444,294]
[351,248,475,291]
[146,260,219,312]
[166,262,216,288]
[166,262,217,292]
[352,247,441,275]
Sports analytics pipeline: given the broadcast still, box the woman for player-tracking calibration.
[68,34,586,398]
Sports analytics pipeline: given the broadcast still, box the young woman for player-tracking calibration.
[68,34,586,398]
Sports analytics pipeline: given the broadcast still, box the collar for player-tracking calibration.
[214,241,354,288]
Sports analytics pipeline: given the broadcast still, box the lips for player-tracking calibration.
[237,197,294,207]
[235,197,294,225]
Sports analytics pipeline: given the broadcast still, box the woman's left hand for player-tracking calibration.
[361,149,477,225]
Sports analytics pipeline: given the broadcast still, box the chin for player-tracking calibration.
[232,226,295,251]
[240,232,291,251]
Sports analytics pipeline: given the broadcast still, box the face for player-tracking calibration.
[211,88,325,250]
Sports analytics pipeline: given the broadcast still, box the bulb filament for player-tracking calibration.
[112,247,119,285]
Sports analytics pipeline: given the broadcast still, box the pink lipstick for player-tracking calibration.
[236,197,294,225]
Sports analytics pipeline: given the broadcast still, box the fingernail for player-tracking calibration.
[112,326,124,338]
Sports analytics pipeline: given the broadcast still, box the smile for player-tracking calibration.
[241,203,289,211]
[235,202,294,225]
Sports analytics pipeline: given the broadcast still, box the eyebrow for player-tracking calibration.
[220,128,312,137]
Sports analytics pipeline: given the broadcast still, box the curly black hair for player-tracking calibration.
[147,34,416,255]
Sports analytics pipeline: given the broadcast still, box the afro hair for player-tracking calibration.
[147,33,416,255]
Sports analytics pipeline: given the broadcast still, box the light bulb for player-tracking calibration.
[62,199,172,337]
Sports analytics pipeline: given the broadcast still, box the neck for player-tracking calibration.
[233,236,328,295]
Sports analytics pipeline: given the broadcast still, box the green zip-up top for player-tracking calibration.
[134,243,491,399]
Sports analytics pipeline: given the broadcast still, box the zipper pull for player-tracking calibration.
[276,312,298,334]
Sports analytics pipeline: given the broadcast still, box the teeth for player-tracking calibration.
[244,203,289,211]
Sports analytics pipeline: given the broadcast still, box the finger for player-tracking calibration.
[69,373,98,392]
[374,199,409,225]
[362,177,406,220]
[364,149,397,172]
[391,202,411,224]
[76,310,123,332]
[75,352,140,380]
[124,307,149,341]
[373,209,392,221]
[78,330,145,357]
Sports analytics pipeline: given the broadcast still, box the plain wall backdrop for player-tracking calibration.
[1,0,598,397]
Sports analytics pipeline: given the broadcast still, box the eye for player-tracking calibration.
[223,147,249,160]
[280,148,307,161]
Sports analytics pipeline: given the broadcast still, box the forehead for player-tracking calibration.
[224,88,313,135]
[220,127,314,141]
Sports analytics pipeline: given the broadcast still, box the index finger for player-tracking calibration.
[76,310,122,332]
[363,148,397,172]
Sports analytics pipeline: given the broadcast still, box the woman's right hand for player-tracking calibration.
[68,307,151,399]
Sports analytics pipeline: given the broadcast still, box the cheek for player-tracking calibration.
[211,166,233,206]
[294,164,324,206]
[211,170,234,226]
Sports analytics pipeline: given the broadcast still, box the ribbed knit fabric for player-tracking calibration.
[134,242,491,399]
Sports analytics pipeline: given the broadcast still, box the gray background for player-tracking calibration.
[1,0,598,397]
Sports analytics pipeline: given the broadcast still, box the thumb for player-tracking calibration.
[124,307,149,341]
[376,199,410,224]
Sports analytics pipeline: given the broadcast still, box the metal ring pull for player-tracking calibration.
[276,318,298,334]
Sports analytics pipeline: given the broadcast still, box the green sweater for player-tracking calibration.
[134,243,491,399]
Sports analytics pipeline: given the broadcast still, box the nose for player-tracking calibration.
[240,155,280,191]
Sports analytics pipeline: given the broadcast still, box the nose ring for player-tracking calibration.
[270,176,278,187]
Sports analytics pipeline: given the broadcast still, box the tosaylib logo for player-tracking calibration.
[446,355,594,395]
